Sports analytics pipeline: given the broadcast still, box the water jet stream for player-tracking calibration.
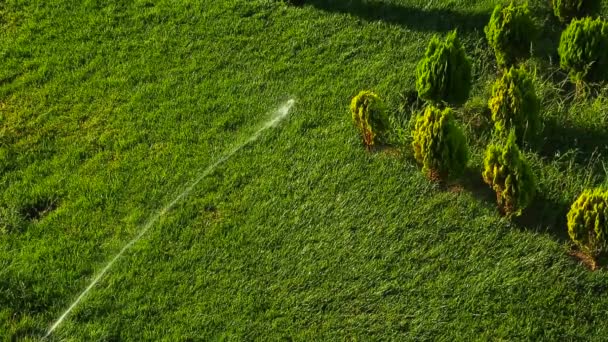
[44,99,295,338]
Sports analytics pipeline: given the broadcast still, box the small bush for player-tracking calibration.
[559,17,608,84]
[350,90,389,147]
[482,131,536,217]
[567,188,608,259]
[485,2,536,67]
[412,105,468,181]
[488,66,540,143]
[552,0,600,23]
[416,30,472,106]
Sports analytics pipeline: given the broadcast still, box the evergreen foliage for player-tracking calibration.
[350,90,389,147]
[485,2,536,66]
[552,0,600,23]
[488,66,540,143]
[559,17,608,84]
[416,30,472,106]
[412,105,469,181]
[567,189,608,259]
[482,131,536,217]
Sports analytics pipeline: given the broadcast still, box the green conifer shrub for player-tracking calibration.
[488,66,540,143]
[567,189,608,259]
[412,105,468,181]
[559,17,608,84]
[552,0,600,23]
[415,30,472,106]
[485,2,536,67]
[350,90,389,147]
[482,131,536,217]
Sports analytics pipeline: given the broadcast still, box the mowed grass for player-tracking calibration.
[3,0,608,339]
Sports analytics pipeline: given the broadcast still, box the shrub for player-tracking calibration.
[412,105,468,181]
[552,0,600,23]
[559,17,608,84]
[482,131,536,217]
[415,30,472,106]
[350,90,389,147]
[485,2,536,67]
[567,188,608,259]
[488,66,540,143]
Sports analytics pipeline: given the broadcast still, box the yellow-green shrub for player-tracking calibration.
[350,90,389,147]
[485,2,536,67]
[488,66,540,143]
[482,131,536,217]
[416,30,472,106]
[412,105,468,181]
[567,189,608,258]
[559,17,608,84]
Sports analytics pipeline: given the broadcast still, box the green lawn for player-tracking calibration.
[3,0,608,340]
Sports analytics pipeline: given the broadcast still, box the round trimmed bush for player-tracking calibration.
[485,2,536,67]
[559,17,608,84]
[416,30,472,106]
[552,0,600,23]
[350,90,389,147]
[482,131,536,217]
[488,66,540,143]
[567,188,608,259]
[412,105,469,181]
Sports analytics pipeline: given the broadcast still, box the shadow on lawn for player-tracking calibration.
[459,167,495,204]
[459,167,570,242]
[305,0,490,33]
[530,5,563,62]
[513,193,570,242]
[539,117,608,168]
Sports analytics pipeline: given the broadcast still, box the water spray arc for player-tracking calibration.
[45,99,295,338]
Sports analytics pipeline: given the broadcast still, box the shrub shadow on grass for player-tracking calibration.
[306,0,490,33]
[513,192,570,243]
[397,89,424,116]
[372,144,403,158]
[458,166,496,204]
[458,99,493,147]
[532,6,563,63]
[539,117,608,167]
[20,197,58,222]
[458,167,570,242]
